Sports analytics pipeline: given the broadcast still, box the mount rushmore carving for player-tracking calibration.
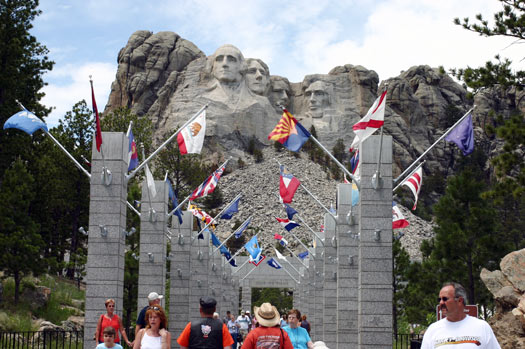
[104,30,523,176]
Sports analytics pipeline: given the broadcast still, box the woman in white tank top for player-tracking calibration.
[133,306,171,349]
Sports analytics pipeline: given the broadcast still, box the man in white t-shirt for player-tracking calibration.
[421,282,501,349]
[236,310,252,343]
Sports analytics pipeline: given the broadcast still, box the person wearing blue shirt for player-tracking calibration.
[282,309,314,349]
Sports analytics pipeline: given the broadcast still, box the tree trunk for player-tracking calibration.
[14,270,20,305]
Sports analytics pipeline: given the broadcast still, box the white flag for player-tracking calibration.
[145,162,157,199]
[177,110,206,154]
[275,248,287,261]
[350,90,387,150]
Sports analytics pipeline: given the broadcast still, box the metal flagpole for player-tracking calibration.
[42,129,92,179]
[194,193,242,238]
[281,256,301,275]
[372,85,388,189]
[282,229,315,260]
[232,258,251,275]
[240,264,258,282]
[127,201,141,217]
[126,104,208,181]
[274,159,335,219]
[278,263,300,284]
[213,216,252,254]
[393,161,426,192]
[393,106,475,185]
[282,244,308,269]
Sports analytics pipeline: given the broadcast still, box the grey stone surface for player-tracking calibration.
[84,132,128,349]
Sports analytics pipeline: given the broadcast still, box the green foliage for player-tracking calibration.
[393,239,411,336]
[251,288,293,316]
[452,1,525,90]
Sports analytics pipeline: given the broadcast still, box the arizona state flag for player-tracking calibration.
[268,109,311,152]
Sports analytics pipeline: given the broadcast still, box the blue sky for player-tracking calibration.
[32,0,524,126]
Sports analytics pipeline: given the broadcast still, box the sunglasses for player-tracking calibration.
[437,296,458,302]
[149,306,161,311]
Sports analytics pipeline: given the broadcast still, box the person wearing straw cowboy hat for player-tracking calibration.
[242,303,293,349]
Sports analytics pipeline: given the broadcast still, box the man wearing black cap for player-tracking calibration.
[177,296,234,349]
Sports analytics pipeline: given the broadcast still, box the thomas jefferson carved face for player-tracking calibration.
[305,81,330,118]
[211,45,244,84]
[245,59,269,95]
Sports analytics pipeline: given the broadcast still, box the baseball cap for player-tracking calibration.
[200,297,217,309]
[148,292,163,301]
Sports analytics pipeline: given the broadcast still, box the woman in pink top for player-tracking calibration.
[95,299,132,347]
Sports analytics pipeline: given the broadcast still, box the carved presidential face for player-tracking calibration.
[245,59,269,95]
[305,81,330,118]
[270,79,291,108]
[212,45,243,84]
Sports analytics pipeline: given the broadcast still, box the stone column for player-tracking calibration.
[241,281,251,313]
[232,277,240,316]
[313,231,325,340]
[209,249,222,311]
[322,213,337,349]
[189,230,210,321]
[357,135,393,349]
[84,132,128,348]
[137,180,168,313]
[169,211,192,341]
[336,183,359,348]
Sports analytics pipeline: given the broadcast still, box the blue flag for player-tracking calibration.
[127,129,139,171]
[235,217,251,238]
[284,204,297,220]
[350,149,359,174]
[196,220,204,239]
[445,113,474,156]
[166,178,183,224]
[244,235,261,261]
[3,110,48,135]
[221,197,240,220]
[211,232,221,248]
[298,251,309,260]
[222,250,237,267]
[267,258,282,269]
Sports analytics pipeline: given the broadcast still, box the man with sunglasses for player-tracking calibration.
[421,282,500,348]
[135,292,163,338]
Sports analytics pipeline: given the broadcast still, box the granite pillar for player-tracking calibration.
[322,213,337,349]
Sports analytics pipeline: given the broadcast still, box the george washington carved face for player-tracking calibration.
[211,45,244,84]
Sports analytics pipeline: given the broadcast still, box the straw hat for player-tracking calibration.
[253,303,280,327]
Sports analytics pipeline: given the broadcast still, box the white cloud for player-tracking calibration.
[41,62,116,127]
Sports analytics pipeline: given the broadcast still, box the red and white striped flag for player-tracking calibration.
[401,166,423,210]
[350,90,387,151]
[392,202,409,229]
[189,165,226,201]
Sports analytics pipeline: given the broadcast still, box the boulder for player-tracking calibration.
[500,248,525,293]
[21,286,50,310]
[495,286,521,308]
[481,268,513,297]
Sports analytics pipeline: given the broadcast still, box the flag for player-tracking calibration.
[245,235,262,261]
[234,217,251,238]
[350,90,387,150]
[350,149,359,175]
[279,165,300,203]
[284,204,297,220]
[276,217,300,232]
[189,165,226,201]
[275,248,287,261]
[267,258,282,269]
[402,166,423,210]
[166,178,183,225]
[211,232,221,247]
[273,233,289,247]
[3,110,48,135]
[222,249,237,267]
[250,254,266,266]
[343,175,359,206]
[91,80,103,152]
[392,201,410,229]
[189,204,215,226]
[144,163,157,199]
[268,109,311,152]
[127,129,139,171]
[133,200,141,209]
[177,109,206,154]
[298,251,309,260]
[221,196,240,220]
[329,203,336,214]
[445,112,474,156]
[320,224,324,233]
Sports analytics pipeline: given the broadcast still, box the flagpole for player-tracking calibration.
[277,105,359,187]
[393,160,426,192]
[282,229,315,260]
[127,201,141,217]
[141,144,156,220]
[393,106,475,185]
[126,121,133,138]
[279,263,300,284]
[42,129,92,179]
[126,104,208,181]
[279,254,301,275]
[372,85,388,189]
[240,265,258,282]
[282,244,308,269]
[232,258,251,275]
[274,159,335,219]
[225,231,260,264]
[213,216,252,254]
[195,193,242,238]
